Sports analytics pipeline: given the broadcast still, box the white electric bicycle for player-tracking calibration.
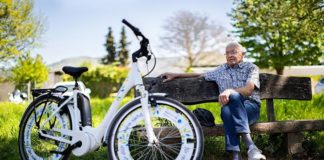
[18,19,204,160]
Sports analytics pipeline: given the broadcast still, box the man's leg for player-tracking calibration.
[242,100,266,160]
[241,100,260,149]
[221,92,247,159]
[221,92,262,159]
[221,105,241,152]
[221,105,242,160]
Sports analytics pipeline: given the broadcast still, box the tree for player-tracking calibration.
[79,65,128,98]
[11,53,48,99]
[0,0,44,69]
[230,0,324,74]
[102,27,117,65]
[118,26,129,66]
[160,11,230,72]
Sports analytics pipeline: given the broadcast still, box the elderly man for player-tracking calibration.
[160,42,266,160]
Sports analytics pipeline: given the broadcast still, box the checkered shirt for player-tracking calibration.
[204,62,261,105]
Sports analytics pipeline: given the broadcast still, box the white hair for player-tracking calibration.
[226,42,245,53]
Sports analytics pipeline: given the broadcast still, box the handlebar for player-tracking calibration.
[122,19,142,37]
[122,19,150,62]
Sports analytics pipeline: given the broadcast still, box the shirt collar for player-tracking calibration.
[225,61,244,69]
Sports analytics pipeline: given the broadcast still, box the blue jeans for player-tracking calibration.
[221,92,260,152]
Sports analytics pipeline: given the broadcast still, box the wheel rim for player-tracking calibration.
[111,101,200,160]
[22,100,71,160]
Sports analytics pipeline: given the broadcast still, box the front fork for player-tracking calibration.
[136,85,158,144]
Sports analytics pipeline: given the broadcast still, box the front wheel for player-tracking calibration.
[106,96,204,160]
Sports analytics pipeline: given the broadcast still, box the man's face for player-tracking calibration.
[225,46,244,67]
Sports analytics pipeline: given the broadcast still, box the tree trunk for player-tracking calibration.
[275,67,284,75]
[185,65,193,73]
[185,52,194,73]
[27,82,31,101]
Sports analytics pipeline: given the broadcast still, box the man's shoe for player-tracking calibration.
[247,145,266,160]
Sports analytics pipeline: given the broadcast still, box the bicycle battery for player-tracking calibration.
[77,93,92,127]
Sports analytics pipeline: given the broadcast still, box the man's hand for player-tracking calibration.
[218,89,235,106]
[158,72,203,83]
[159,72,178,82]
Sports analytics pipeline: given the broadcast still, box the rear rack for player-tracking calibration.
[32,86,68,99]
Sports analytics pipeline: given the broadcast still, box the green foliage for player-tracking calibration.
[230,0,324,74]
[11,53,48,89]
[79,65,128,98]
[272,93,324,121]
[0,0,44,69]
[102,26,130,66]
[102,27,117,65]
[118,26,130,66]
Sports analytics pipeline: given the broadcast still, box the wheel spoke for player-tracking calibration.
[137,146,152,160]
[130,144,149,155]
[132,146,150,158]
[155,145,173,160]
[159,142,181,154]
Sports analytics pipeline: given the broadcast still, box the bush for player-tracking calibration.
[63,65,129,98]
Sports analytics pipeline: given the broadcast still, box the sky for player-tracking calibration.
[33,0,234,65]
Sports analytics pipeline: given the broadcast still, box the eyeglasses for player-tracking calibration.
[225,50,241,55]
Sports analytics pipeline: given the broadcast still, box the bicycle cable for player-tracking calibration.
[142,44,156,78]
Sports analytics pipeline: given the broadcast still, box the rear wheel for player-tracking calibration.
[18,95,72,160]
[107,96,204,160]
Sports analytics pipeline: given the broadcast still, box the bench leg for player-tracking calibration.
[285,132,304,155]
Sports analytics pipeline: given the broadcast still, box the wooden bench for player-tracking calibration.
[143,73,324,155]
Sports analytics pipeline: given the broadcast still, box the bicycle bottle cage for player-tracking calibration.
[77,93,92,127]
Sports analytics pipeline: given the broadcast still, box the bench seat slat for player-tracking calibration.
[202,120,324,136]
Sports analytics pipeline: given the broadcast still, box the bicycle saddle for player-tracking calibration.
[62,66,88,79]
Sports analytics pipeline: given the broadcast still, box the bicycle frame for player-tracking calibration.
[38,61,158,156]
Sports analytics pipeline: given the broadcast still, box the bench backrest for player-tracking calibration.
[143,73,312,122]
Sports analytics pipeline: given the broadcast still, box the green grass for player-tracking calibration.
[1,94,323,159]
[0,102,25,160]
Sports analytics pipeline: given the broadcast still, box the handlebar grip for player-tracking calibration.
[122,19,141,36]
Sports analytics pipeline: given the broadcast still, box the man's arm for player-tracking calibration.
[218,81,255,105]
[234,81,255,97]
[159,72,203,82]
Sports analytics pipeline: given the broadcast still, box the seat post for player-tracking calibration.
[74,77,79,90]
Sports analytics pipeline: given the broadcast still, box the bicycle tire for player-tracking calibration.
[106,95,204,160]
[18,94,72,160]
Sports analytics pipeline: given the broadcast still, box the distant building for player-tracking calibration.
[42,71,64,88]
[43,56,102,88]
[0,82,15,101]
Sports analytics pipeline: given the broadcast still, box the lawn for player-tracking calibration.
[0,94,323,159]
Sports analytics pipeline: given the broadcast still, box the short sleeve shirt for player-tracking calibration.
[204,62,261,105]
